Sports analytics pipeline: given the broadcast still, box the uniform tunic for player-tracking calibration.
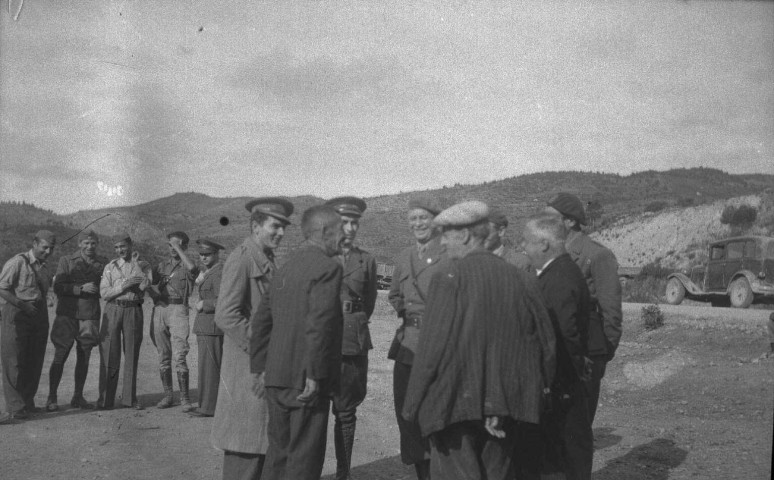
[193,262,224,415]
[210,237,273,455]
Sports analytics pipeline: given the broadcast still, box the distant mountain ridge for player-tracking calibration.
[2,168,773,266]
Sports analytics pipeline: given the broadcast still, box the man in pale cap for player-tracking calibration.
[545,192,622,424]
[387,195,449,480]
[485,209,533,272]
[324,196,378,480]
[149,230,199,411]
[46,229,107,411]
[97,234,152,410]
[210,197,292,480]
[0,230,56,419]
[188,239,226,418]
[402,201,556,480]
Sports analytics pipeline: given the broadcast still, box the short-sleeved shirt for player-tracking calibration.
[100,258,153,303]
[0,250,51,303]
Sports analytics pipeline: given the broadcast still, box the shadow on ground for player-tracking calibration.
[593,426,622,450]
[321,455,412,480]
[593,438,688,480]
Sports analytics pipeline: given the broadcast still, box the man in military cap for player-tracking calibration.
[388,195,449,480]
[98,234,152,410]
[324,196,378,480]
[211,197,292,480]
[402,201,556,480]
[46,230,107,411]
[149,231,199,411]
[485,209,533,272]
[546,192,622,424]
[0,230,56,419]
[188,238,225,418]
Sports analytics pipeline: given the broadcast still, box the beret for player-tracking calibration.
[167,231,190,244]
[547,192,587,226]
[196,238,225,254]
[34,230,56,244]
[325,196,367,217]
[433,201,489,228]
[113,233,132,245]
[244,197,294,224]
[408,195,443,216]
[79,230,99,242]
[489,210,509,228]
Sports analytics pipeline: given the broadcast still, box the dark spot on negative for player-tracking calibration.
[219,216,229,226]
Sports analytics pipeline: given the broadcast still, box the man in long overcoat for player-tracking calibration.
[402,201,556,480]
[210,197,293,480]
[251,205,344,480]
[388,196,449,480]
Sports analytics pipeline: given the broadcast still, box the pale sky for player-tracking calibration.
[1,1,773,213]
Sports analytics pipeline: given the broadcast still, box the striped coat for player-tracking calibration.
[402,249,556,437]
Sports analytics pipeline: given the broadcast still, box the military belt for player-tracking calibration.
[342,300,363,314]
[111,299,142,308]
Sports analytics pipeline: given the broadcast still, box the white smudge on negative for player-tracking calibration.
[622,352,690,389]
[97,181,124,197]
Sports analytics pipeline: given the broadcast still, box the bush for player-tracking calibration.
[644,201,669,213]
[677,197,695,207]
[721,204,758,226]
[641,304,665,330]
[623,276,666,303]
[639,261,673,280]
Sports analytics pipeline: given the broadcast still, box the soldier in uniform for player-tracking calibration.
[484,209,533,272]
[46,230,107,411]
[546,192,622,424]
[388,196,449,480]
[188,238,225,418]
[98,234,152,410]
[324,196,378,480]
[210,197,293,480]
[0,230,56,419]
[150,231,199,411]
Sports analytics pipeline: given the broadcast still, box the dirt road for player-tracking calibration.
[1,297,771,479]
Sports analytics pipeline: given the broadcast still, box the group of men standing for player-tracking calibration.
[0,190,622,480]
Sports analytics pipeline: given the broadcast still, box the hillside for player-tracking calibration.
[2,168,773,266]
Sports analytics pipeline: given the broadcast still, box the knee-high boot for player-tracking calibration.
[335,418,357,480]
[178,371,194,412]
[157,369,174,408]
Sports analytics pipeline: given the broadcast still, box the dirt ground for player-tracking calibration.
[1,294,772,480]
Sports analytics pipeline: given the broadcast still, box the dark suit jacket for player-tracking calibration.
[339,247,378,355]
[193,262,224,336]
[54,252,107,320]
[402,249,556,437]
[251,244,343,393]
[536,253,590,387]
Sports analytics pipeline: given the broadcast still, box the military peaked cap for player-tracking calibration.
[244,197,294,224]
[547,192,587,226]
[433,201,489,228]
[167,231,190,244]
[196,238,225,254]
[408,195,443,216]
[325,196,367,217]
[34,230,56,244]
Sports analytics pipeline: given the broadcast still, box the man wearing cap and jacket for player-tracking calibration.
[98,234,152,410]
[388,196,449,480]
[485,209,533,272]
[0,230,56,419]
[211,197,293,480]
[188,238,225,418]
[46,230,107,412]
[546,192,622,424]
[324,196,378,480]
[402,201,556,480]
[150,231,199,411]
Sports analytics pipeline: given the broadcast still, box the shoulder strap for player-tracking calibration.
[408,252,427,302]
[17,253,46,294]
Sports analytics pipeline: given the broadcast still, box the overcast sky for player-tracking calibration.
[1,1,772,214]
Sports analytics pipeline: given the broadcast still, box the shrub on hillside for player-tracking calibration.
[644,201,669,213]
[642,304,665,330]
[720,204,757,227]
[677,197,695,207]
[639,261,673,279]
[623,276,666,304]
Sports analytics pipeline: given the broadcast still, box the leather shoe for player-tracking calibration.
[131,402,144,411]
[0,411,12,424]
[71,396,94,409]
[46,398,59,412]
[187,409,213,418]
[12,408,30,420]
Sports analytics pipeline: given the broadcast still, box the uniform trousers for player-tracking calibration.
[428,420,517,480]
[222,450,265,480]
[263,386,331,480]
[50,315,100,361]
[98,303,143,408]
[332,354,368,423]
[151,303,190,373]
[196,334,223,415]
[538,385,593,480]
[1,300,49,412]
[393,360,430,465]
[585,356,608,423]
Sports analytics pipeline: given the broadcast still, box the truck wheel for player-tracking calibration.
[729,277,754,309]
[665,278,686,305]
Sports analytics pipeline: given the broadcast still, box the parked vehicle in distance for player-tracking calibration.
[665,236,774,308]
[376,263,395,290]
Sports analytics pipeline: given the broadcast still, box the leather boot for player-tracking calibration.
[335,419,357,480]
[414,459,430,480]
[178,371,195,412]
[157,369,175,408]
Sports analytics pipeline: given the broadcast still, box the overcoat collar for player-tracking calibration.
[411,236,445,276]
[201,261,223,283]
[245,237,275,278]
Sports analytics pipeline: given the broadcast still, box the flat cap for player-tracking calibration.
[433,201,489,228]
[547,192,587,226]
[408,195,443,216]
[244,197,294,224]
[325,196,367,217]
[79,230,99,242]
[34,230,56,244]
[113,233,132,245]
[196,238,225,254]
[489,209,509,228]
[167,231,190,244]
